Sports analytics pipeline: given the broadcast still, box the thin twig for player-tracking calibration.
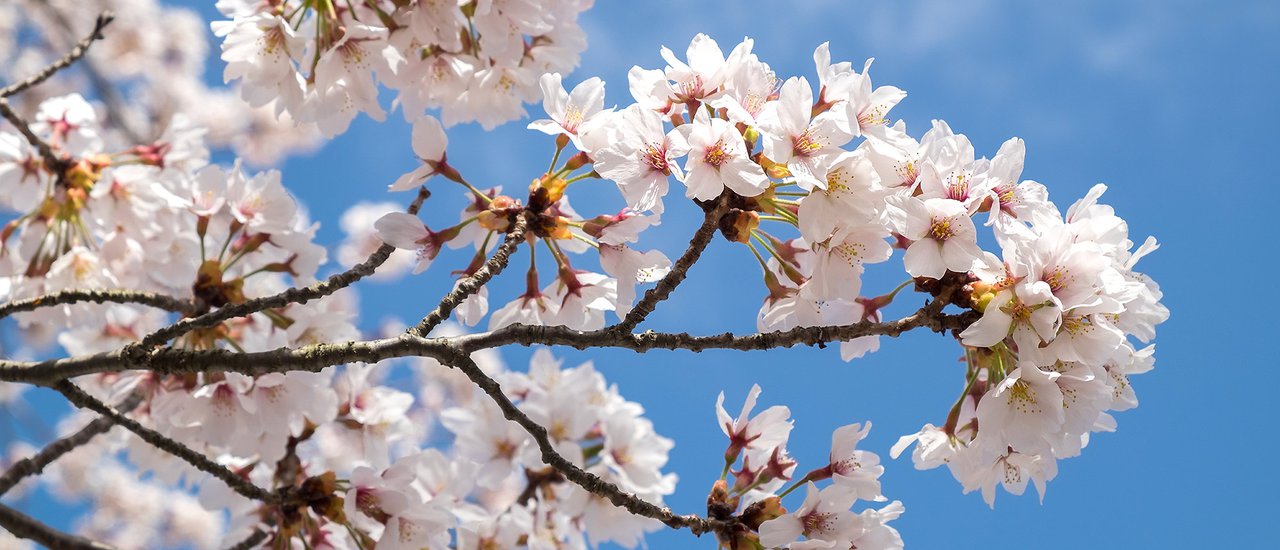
[0,11,114,98]
[0,501,118,549]
[407,212,529,337]
[610,195,731,333]
[0,289,197,321]
[30,2,143,143]
[0,97,63,175]
[0,393,143,496]
[53,381,277,503]
[433,347,719,535]
[122,187,431,361]
[224,529,269,550]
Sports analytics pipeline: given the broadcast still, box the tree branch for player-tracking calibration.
[0,289,197,321]
[457,306,978,353]
[610,195,731,333]
[30,2,143,143]
[0,501,118,550]
[122,187,431,361]
[0,393,143,497]
[53,381,277,503]
[0,97,63,176]
[0,11,114,98]
[432,346,719,535]
[224,529,269,550]
[407,211,529,337]
[0,306,975,383]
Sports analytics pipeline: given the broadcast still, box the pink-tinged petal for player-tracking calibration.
[526,119,566,137]
[410,115,447,161]
[777,76,813,135]
[628,66,671,109]
[809,112,854,147]
[715,391,733,437]
[960,292,1015,347]
[839,335,880,361]
[941,237,983,273]
[866,85,907,115]
[789,154,829,191]
[1029,305,1062,342]
[721,157,769,197]
[884,195,930,239]
[903,240,945,279]
[756,111,793,163]
[683,163,721,201]
[388,165,434,192]
[567,77,606,119]
[374,212,429,250]
[538,72,567,120]
[759,515,804,548]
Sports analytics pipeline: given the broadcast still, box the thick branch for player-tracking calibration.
[54,381,277,503]
[610,195,730,333]
[0,393,143,496]
[458,307,978,353]
[0,502,118,550]
[0,289,197,321]
[433,347,717,535]
[123,187,431,360]
[0,307,975,383]
[0,11,114,98]
[408,212,529,337]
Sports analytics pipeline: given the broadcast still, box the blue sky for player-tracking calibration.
[11,0,1280,548]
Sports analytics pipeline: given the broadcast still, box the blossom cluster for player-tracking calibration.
[0,1,1171,545]
[0,91,675,548]
[891,182,1167,506]
[1,0,322,165]
[709,385,903,550]
[214,0,593,136]
[377,32,1167,508]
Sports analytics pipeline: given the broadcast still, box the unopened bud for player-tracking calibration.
[974,290,996,312]
[478,195,519,232]
[759,155,791,179]
[564,151,591,172]
[719,209,759,244]
[65,156,108,192]
[531,173,569,204]
[546,216,574,241]
[742,496,786,530]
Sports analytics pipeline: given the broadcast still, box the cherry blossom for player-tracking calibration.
[528,73,609,151]
[671,110,769,200]
[757,76,853,190]
[759,483,860,549]
[592,105,689,213]
[887,196,987,279]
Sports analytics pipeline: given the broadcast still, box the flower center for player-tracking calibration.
[1043,267,1070,292]
[641,142,668,172]
[792,130,823,156]
[563,105,585,132]
[802,510,836,537]
[1005,379,1042,414]
[897,160,919,187]
[929,217,956,241]
[946,172,971,201]
[859,104,890,128]
[704,140,730,168]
